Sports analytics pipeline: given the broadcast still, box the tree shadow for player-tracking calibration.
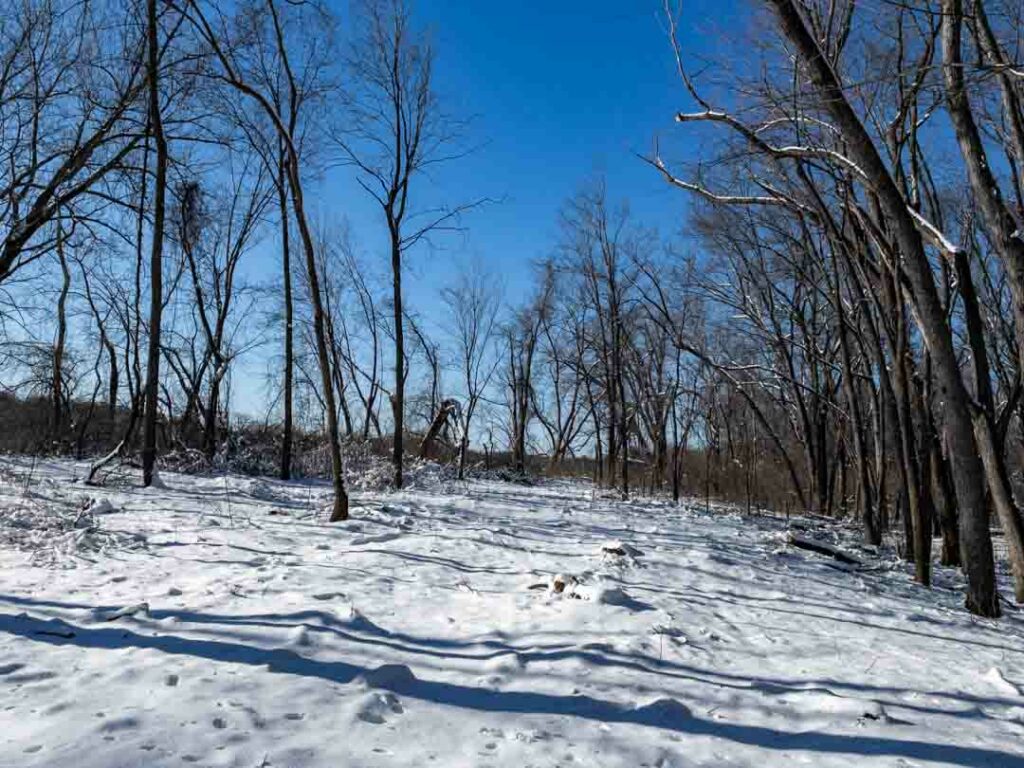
[2,610,1021,766]
[2,594,1020,710]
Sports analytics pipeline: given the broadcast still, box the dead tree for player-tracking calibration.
[419,399,459,459]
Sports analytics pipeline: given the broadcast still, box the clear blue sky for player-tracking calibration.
[323,0,744,302]
[235,0,746,415]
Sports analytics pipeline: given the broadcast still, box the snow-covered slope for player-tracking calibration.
[1,458,1023,767]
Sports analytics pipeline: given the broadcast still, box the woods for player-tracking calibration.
[3,0,1024,618]
[8,4,1024,766]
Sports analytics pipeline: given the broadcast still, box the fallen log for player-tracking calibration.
[787,533,862,566]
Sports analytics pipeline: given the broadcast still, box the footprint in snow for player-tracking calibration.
[482,653,526,676]
[285,626,315,648]
[353,691,404,724]
[351,532,403,546]
[312,591,346,601]
[99,716,140,733]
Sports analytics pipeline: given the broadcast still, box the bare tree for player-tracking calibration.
[177,163,271,459]
[442,259,501,479]
[0,2,146,285]
[180,0,350,519]
[646,0,1001,614]
[333,0,480,488]
[141,0,170,487]
[504,269,553,475]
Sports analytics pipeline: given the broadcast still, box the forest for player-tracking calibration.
[3,2,1024,764]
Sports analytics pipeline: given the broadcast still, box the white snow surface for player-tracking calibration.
[2,457,1024,767]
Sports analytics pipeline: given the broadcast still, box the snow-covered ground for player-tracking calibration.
[1,458,1024,767]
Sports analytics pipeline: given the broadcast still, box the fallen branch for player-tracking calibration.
[788,533,862,565]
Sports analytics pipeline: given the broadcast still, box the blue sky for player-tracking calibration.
[321,0,744,302]
[235,0,746,415]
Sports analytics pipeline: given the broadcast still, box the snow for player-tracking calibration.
[2,457,1024,767]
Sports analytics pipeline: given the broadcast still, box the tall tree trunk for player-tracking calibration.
[834,263,878,544]
[203,365,221,460]
[889,275,927,581]
[768,0,998,615]
[53,221,70,438]
[142,0,167,488]
[941,0,1024,601]
[287,154,348,520]
[458,403,473,481]
[590,384,604,485]
[953,245,1024,595]
[910,367,935,584]
[390,229,404,488]
[931,432,959,566]
[671,398,681,504]
[278,145,294,481]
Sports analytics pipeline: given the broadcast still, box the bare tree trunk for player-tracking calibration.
[420,399,457,459]
[590,381,603,486]
[458,416,470,480]
[910,367,935,585]
[834,260,878,544]
[931,432,959,566]
[278,144,294,481]
[615,324,629,497]
[952,241,1024,594]
[767,0,999,616]
[390,228,404,488]
[288,158,348,520]
[142,0,167,488]
[941,0,1024,601]
[107,347,119,420]
[203,366,222,459]
[53,221,70,438]
[889,276,927,582]
[671,395,681,504]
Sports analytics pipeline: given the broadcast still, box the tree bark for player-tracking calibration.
[278,144,294,481]
[390,228,404,488]
[53,221,70,437]
[941,0,1024,601]
[767,0,999,615]
[288,155,348,520]
[142,0,167,488]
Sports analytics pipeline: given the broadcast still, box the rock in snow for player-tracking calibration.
[600,540,643,558]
